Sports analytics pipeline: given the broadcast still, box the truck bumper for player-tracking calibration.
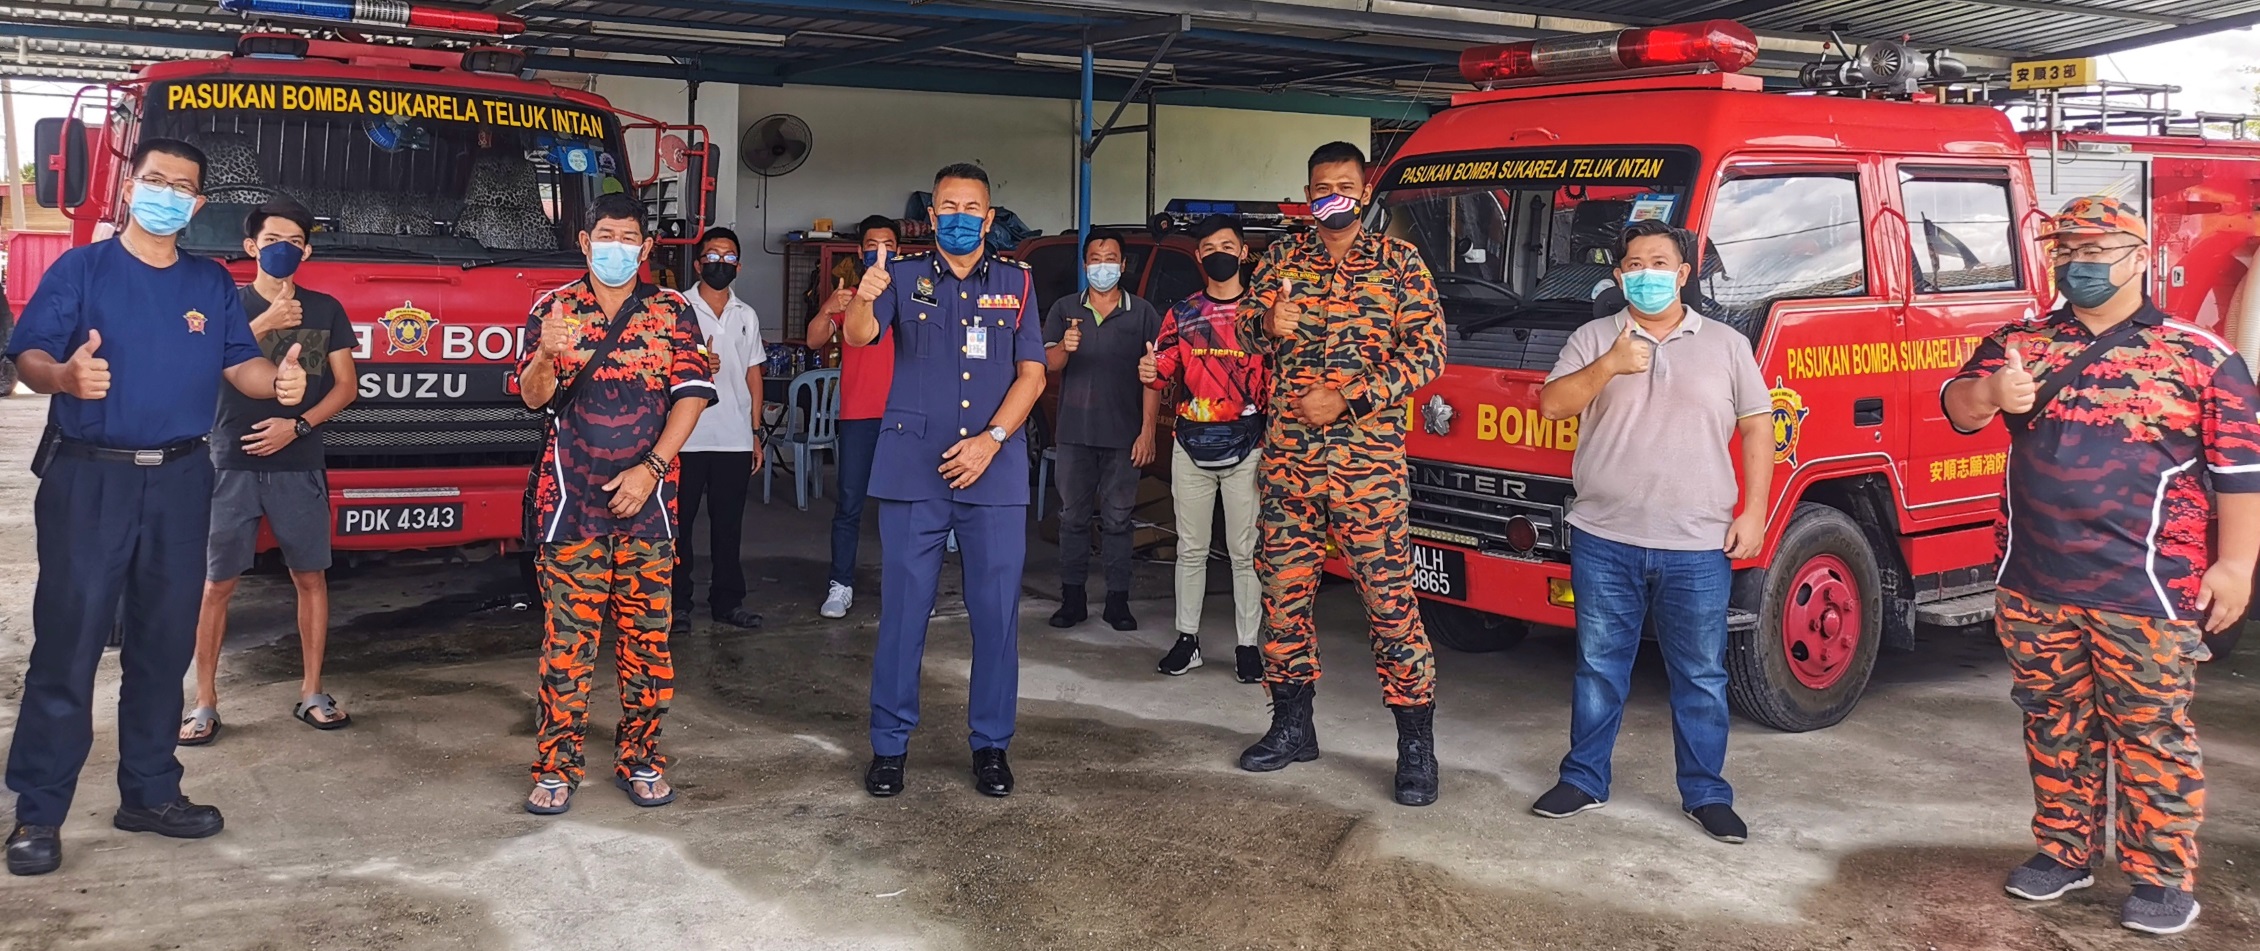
[255,466,529,554]
[1324,540,1577,628]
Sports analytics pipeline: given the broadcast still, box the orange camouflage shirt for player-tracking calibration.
[1237,228,1444,451]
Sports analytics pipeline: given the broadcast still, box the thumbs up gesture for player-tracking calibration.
[62,330,110,400]
[856,249,892,302]
[1603,318,1652,376]
[252,282,304,336]
[274,343,307,406]
[823,276,855,317]
[538,299,574,358]
[1062,318,1084,353]
[1138,340,1159,384]
[1266,279,1305,339]
[1990,340,2039,414]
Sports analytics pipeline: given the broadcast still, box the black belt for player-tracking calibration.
[56,437,208,467]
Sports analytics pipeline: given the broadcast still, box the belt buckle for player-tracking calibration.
[133,449,165,467]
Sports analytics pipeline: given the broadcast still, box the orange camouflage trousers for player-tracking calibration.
[1258,433,1433,707]
[1997,587,2206,890]
[533,536,676,787]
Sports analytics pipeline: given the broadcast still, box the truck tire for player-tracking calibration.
[1421,600,1528,653]
[1728,503,1883,732]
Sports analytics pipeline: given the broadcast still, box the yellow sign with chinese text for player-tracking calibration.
[2009,58,2096,91]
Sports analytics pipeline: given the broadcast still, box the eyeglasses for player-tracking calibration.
[2046,242,2142,264]
[133,173,200,199]
[700,252,740,265]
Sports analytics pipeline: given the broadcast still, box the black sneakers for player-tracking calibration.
[1684,803,1748,844]
[1234,646,1263,684]
[2004,853,2094,902]
[2121,884,2200,935]
[112,797,224,839]
[5,824,60,876]
[1158,635,1203,675]
[1530,781,1604,818]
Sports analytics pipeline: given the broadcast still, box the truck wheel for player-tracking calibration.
[1728,503,1883,732]
[1421,600,1528,653]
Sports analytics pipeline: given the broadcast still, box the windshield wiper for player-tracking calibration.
[460,249,578,271]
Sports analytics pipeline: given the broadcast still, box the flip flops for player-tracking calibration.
[525,778,574,815]
[614,768,676,807]
[294,693,351,731]
[177,708,221,746]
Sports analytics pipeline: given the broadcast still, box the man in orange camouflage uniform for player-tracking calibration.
[1234,142,1446,807]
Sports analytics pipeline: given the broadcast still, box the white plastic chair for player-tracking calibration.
[762,368,842,510]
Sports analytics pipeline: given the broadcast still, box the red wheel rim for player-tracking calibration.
[1781,554,1861,690]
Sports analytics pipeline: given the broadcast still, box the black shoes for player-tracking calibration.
[112,796,224,839]
[715,606,764,629]
[1048,585,1087,628]
[1234,646,1263,684]
[1238,682,1320,772]
[1685,803,1749,844]
[865,754,907,798]
[1531,781,1605,818]
[1158,634,1202,675]
[973,749,1014,797]
[5,823,60,876]
[1391,703,1439,807]
[1103,591,1137,631]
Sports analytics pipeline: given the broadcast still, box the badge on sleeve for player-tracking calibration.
[967,324,989,360]
[183,309,207,334]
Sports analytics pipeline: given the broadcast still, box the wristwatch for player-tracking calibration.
[292,417,313,437]
[987,425,1009,443]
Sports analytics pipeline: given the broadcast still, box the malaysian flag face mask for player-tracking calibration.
[1310,192,1361,231]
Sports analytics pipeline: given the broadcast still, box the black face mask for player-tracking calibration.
[1201,251,1241,282]
[699,261,738,290]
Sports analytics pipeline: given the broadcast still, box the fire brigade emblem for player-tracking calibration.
[182,309,207,334]
[1421,394,1456,435]
[380,302,437,356]
[1770,381,1809,467]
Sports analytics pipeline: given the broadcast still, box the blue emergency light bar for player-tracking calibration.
[218,0,525,36]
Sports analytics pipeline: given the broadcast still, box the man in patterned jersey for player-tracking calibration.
[515,194,715,816]
[1141,214,1267,682]
[1234,142,1447,807]
[1943,195,2260,936]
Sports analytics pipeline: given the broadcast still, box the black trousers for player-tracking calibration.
[675,451,753,615]
[6,451,214,826]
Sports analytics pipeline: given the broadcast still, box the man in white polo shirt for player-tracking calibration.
[675,226,766,631]
[1529,218,1771,844]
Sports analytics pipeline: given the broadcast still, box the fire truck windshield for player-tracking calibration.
[145,79,626,266]
[1375,147,1698,371]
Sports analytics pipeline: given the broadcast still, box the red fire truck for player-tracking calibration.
[31,22,713,557]
[1358,20,2260,731]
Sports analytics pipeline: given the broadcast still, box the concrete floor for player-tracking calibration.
[0,391,2255,951]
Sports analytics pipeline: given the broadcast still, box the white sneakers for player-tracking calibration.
[821,582,854,619]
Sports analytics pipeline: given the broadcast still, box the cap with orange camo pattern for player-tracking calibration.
[2039,195,2148,242]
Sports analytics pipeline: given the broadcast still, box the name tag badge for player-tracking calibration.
[966,325,989,360]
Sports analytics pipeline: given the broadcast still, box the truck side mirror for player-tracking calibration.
[33,117,89,209]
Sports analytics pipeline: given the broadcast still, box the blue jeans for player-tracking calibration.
[828,418,882,586]
[1559,525,1735,810]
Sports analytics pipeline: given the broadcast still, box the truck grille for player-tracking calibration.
[324,402,544,470]
[1444,324,1579,372]
[1409,459,1576,563]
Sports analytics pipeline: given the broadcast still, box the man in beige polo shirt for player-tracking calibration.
[1528,219,1772,844]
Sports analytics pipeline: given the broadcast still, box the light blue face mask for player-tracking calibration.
[589,240,642,287]
[128,182,197,237]
[1085,262,1123,293]
[935,212,985,255]
[1619,267,1680,315]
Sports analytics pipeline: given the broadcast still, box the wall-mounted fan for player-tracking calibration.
[741,113,812,177]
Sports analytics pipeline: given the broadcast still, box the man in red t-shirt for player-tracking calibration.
[1140,215,1267,683]
[807,215,900,618]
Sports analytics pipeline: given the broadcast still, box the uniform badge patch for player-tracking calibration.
[915,276,935,300]
[1770,381,1810,467]
[183,309,207,334]
[380,301,437,356]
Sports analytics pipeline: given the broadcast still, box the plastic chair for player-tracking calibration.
[762,368,842,510]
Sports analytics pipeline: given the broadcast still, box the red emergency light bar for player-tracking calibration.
[1459,20,1758,86]
[217,0,525,38]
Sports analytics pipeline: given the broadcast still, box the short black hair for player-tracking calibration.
[698,226,740,252]
[244,198,315,241]
[1190,214,1244,245]
[1616,218,1690,265]
[584,193,647,235]
[1307,141,1367,174]
[131,138,208,189]
[934,162,991,190]
[1083,227,1126,261]
[858,215,899,239]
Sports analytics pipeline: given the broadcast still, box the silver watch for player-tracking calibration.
[987,425,1009,443]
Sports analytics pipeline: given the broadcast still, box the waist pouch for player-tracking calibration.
[1176,416,1264,470]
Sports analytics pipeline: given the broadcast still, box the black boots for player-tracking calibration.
[1392,703,1439,807]
[1103,591,1137,631]
[1238,682,1319,771]
[1048,585,1087,628]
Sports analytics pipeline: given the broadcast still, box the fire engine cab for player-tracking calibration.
[31,4,715,558]
[1358,20,2260,731]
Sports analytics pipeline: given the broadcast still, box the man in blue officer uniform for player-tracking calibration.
[843,162,1047,798]
[5,139,307,876]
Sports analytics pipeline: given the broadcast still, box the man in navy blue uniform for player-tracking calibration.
[842,163,1046,798]
[4,139,307,876]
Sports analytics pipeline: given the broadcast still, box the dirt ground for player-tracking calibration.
[0,390,2254,951]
